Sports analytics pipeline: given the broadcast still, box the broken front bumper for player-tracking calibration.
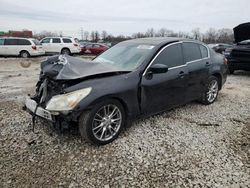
[24,97,53,121]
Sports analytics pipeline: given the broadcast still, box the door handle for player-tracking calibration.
[205,62,210,66]
[179,71,185,78]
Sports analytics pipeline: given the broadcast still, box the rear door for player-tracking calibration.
[51,38,62,53]
[0,38,5,55]
[141,43,188,114]
[4,39,18,55]
[183,42,210,101]
[17,39,31,54]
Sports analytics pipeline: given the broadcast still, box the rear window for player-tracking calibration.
[52,38,61,43]
[183,43,202,62]
[200,45,208,58]
[63,38,72,43]
[32,39,41,45]
[0,39,4,45]
[18,39,31,45]
[4,39,18,45]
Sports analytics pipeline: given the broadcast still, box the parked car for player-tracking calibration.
[24,38,228,145]
[208,43,232,54]
[81,43,109,55]
[40,37,81,55]
[224,23,250,74]
[0,37,45,57]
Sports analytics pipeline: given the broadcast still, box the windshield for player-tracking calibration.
[93,43,155,71]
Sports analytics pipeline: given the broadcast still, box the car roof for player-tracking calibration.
[121,37,200,46]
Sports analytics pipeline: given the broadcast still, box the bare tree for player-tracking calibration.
[191,28,202,40]
[90,31,95,42]
[145,28,155,37]
[203,28,217,43]
[217,28,234,43]
[33,30,58,40]
[101,30,108,41]
[95,31,100,42]
[84,31,89,41]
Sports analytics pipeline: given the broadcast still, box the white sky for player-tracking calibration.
[0,0,249,38]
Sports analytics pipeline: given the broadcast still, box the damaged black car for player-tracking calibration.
[24,38,228,145]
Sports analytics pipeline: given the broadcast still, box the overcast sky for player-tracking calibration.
[0,0,249,38]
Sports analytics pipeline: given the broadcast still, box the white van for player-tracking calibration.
[0,37,45,58]
[40,37,81,55]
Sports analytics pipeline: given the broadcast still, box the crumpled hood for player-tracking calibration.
[234,22,250,43]
[41,55,127,80]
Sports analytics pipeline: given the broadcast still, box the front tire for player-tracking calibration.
[201,76,219,105]
[79,99,126,145]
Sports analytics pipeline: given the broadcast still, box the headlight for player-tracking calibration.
[46,87,92,112]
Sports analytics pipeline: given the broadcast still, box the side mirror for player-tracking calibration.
[149,64,168,74]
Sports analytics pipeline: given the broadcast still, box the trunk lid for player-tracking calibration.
[234,22,250,43]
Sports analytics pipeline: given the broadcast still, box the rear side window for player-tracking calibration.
[200,45,208,58]
[0,39,4,45]
[52,38,61,43]
[63,38,72,43]
[4,39,18,45]
[183,43,202,62]
[153,43,184,68]
[18,39,31,45]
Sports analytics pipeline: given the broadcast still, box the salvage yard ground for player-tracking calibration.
[0,57,249,187]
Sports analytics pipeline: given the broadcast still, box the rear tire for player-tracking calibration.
[78,99,126,145]
[61,48,71,55]
[20,51,30,58]
[201,76,219,105]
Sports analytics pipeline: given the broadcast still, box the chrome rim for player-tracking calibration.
[207,80,218,102]
[92,104,122,141]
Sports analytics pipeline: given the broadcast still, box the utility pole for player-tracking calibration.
[81,27,83,40]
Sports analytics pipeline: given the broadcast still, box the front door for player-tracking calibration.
[41,38,51,53]
[141,43,188,115]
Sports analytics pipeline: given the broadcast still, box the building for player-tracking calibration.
[0,30,33,38]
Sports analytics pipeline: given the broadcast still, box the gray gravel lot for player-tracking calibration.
[0,57,249,187]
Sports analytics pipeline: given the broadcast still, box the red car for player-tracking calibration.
[81,43,109,55]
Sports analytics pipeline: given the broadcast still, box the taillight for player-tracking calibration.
[73,43,78,47]
[32,45,37,50]
[224,58,228,65]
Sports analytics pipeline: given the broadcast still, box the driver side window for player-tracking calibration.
[153,43,184,68]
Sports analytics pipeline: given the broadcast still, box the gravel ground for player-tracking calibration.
[0,57,249,187]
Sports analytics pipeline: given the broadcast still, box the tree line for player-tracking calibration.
[33,27,235,44]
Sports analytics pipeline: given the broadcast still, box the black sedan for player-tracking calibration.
[24,38,228,145]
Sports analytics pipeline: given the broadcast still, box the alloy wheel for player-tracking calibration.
[207,80,218,103]
[92,104,122,142]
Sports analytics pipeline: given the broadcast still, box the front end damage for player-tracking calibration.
[23,55,130,130]
[23,55,78,130]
